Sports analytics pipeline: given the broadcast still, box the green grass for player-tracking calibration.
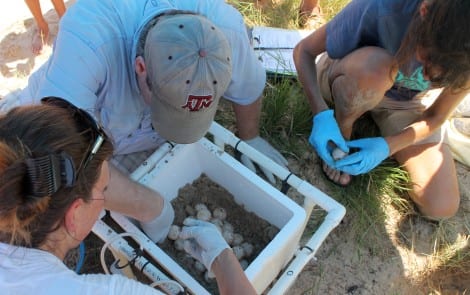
[227,0,352,28]
[217,79,414,254]
[224,1,469,289]
[319,0,351,21]
[223,0,414,251]
[260,77,312,158]
[228,0,300,29]
[258,79,413,254]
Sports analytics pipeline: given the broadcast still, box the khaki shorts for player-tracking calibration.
[316,53,448,146]
[111,149,156,175]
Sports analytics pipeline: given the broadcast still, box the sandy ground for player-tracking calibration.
[1,1,469,294]
[0,0,60,96]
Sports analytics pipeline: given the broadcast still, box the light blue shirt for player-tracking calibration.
[17,0,266,154]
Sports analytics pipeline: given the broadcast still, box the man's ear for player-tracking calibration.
[135,56,147,76]
[64,198,84,238]
[419,0,429,17]
[135,56,152,105]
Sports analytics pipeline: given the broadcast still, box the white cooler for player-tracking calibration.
[92,122,346,294]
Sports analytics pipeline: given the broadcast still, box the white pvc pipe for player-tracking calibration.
[93,121,345,295]
[209,122,291,180]
[209,122,345,214]
[267,215,344,294]
[262,176,346,294]
[209,121,346,294]
[92,220,183,295]
[109,212,210,295]
[130,142,173,181]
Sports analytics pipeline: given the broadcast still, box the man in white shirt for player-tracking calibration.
[5,0,287,242]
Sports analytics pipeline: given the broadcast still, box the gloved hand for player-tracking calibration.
[240,136,288,184]
[309,110,349,167]
[334,137,390,175]
[140,198,174,243]
[179,217,230,271]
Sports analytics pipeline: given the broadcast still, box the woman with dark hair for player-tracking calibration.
[0,99,255,294]
[294,0,470,219]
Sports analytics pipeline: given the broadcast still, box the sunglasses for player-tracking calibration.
[41,97,108,178]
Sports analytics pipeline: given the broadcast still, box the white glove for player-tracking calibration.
[240,136,288,184]
[140,198,174,243]
[179,218,230,271]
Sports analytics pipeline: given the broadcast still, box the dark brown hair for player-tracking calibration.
[396,0,470,90]
[0,104,113,248]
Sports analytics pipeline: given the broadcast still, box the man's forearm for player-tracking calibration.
[104,163,165,222]
[232,97,262,140]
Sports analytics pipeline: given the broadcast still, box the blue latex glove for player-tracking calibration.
[335,137,390,175]
[309,110,349,167]
[240,136,288,184]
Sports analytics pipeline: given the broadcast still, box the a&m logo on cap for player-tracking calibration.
[182,95,214,112]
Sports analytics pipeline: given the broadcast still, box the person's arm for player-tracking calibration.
[335,86,470,175]
[232,97,262,140]
[293,25,349,166]
[294,0,377,115]
[103,163,173,243]
[50,0,66,18]
[24,0,47,29]
[293,24,329,116]
[212,249,257,295]
[104,164,164,222]
[179,218,257,295]
[232,97,288,183]
[386,86,469,154]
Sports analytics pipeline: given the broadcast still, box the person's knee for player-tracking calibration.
[351,46,394,68]
[415,192,460,220]
[360,50,396,89]
[335,47,396,104]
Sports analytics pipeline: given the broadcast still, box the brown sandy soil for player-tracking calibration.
[283,141,470,294]
[1,2,469,294]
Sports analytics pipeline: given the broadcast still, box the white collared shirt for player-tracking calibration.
[13,0,265,155]
[0,242,162,295]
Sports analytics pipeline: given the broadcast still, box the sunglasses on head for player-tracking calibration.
[40,97,108,178]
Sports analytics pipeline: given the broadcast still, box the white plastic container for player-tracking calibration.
[138,137,306,294]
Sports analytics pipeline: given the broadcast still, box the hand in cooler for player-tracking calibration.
[179,218,230,271]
